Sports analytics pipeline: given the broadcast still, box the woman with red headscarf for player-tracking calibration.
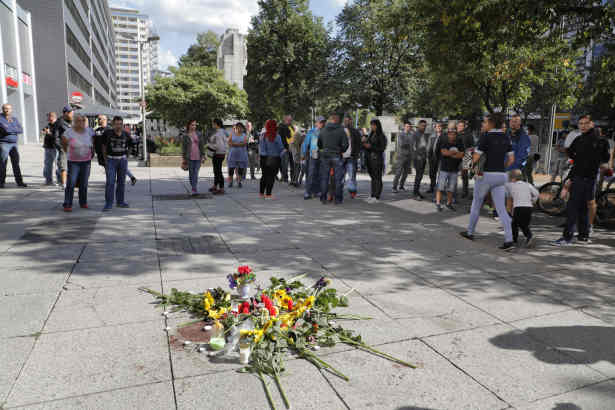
[259,120,285,199]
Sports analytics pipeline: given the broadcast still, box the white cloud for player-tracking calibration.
[158,48,178,70]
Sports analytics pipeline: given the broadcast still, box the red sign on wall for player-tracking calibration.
[70,91,83,103]
[6,77,18,88]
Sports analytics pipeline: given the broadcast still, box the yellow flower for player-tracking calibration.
[224,293,231,302]
[254,329,264,343]
[240,329,254,337]
[208,307,227,320]
[203,291,215,311]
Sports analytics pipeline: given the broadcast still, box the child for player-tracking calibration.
[505,169,539,247]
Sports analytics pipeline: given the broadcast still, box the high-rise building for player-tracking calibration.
[19,0,117,129]
[0,0,39,143]
[110,7,159,124]
[217,28,247,90]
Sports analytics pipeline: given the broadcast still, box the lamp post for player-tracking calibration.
[118,32,159,165]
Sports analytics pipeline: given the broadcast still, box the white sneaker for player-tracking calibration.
[371,198,380,204]
[366,197,375,203]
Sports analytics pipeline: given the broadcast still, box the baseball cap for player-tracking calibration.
[62,105,73,113]
[316,116,326,123]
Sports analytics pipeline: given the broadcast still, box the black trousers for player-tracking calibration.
[564,176,595,240]
[212,155,225,188]
[260,156,280,195]
[0,144,24,185]
[428,155,439,191]
[367,152,383,199]
[512,207,533,243]
[461,170,470,195]
[414,157,427,194]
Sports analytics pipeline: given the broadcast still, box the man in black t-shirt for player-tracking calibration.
[460,113,516,250]
[435,128,464,211]
[94,115,110,167]
[101,116,130,211]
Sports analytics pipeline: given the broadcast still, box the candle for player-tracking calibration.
[239,344,251,364]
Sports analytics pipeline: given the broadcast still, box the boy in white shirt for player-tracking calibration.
[506,169,539,247]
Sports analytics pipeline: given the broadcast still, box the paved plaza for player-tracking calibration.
[1,145,614,410]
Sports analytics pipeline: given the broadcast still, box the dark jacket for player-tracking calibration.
[43,122,57,149]
[181,131,206,161]
[506,128,531,171]
[366,131,387,153]
[278,123,292,149]
[94,126,110,165]
[53,117,71,150]
[317,122,349,157]
[568,129,611,178]
[347,126,363,158]
[459,130,474,151]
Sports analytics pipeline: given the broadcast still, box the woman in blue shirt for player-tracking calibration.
[259,119,285,199]
[227,122,249,188]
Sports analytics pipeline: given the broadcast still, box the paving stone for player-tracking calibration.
[0,264,71,295]
[0,293,58,338]
[68,260,162,289]
[506,310,615,377]
[160,254,239,282]
[520,379,615,410]
[322,339,508,410]
[6,320,171,407]
[175,358,344,410]
[79,240,158,262]
[424,324,607,406]
[44,283,163,333]
[0,336,35,403]
[17,381,175,410]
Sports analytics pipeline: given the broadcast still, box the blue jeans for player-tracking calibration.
[344,158,357,193]
[189,160,201,191]
[0,142,24,185]
[305,157,320,197]
[44,148,57,183]
[320,156,345,203]
[63,160,91,207]
[105,157,128,207]
[467,172,513,243]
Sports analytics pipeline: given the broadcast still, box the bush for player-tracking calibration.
[159,144,182,156]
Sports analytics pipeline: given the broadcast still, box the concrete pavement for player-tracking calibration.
[1,145,614,409]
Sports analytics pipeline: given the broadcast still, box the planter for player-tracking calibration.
[149,153,182,168]
[238,284,251,299]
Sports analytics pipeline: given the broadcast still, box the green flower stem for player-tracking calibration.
[274,372,291,409]
[327,313,373,321]
[338,336,416,369]
[300,350,349,381]
[257,371,277,410]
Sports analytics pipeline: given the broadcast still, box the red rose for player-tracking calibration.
[287,300,293,311]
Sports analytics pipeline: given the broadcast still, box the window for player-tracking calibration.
[78,0,88,16]
[93,65,106,88]
[68,64,91,96]
[64,0,90,42]
[95,89,110,107]
[65,25,91,68]
[91,43,108,77]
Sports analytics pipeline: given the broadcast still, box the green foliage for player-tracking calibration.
[145,65,248,128]
[178,31,220,68]
[334,0,423,116]
[245,0,331,125]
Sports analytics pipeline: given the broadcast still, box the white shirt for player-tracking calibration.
[564,130,581,149]
[505,180,539,208]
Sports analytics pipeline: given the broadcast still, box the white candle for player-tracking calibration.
[239,345,251,364]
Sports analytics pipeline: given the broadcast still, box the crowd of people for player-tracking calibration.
[1,102,614,250]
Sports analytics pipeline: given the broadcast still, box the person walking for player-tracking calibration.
[364,119,387,203]
[523,124,540,184]
[209,119,228,195]
[456,121,474,199]
[460,113,516,250]
[392,122,414,193]
[506,169,539,247]
[427,122,444,194]
[43,112,58,185]
[435,128,464,211]
[302,116,325,200]
[278,115,294,183]
[101,116,131,211]
[227,122,249,188]
[317,114,349,205]
[343,115,363,198]
[290,127,305,187]
[553,115,610,245]
[412,120,430,199]
[247,122,260,180]
[61,114,93,211]
[181,119,206,195]
[53,106,74,188]
[0,104,26,188]
[259,119,284,199]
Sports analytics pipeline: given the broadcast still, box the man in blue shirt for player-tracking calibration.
[0,104,27,188]
[506,114,531,172]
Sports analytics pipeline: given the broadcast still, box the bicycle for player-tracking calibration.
[537,163,571,216]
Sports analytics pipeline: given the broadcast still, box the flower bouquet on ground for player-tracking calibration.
[228,265,256,298]
[142,268,416,410]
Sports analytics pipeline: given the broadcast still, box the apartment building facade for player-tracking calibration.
[110,7,159,124]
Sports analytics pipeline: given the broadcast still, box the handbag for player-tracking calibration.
[180,160,188,171]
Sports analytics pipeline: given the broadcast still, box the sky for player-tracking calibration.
[109,0,346,70]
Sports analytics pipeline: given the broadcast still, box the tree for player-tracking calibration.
[334,0,422,116]
[245,0,331,125]
[178,31,220,67]
[146,66,248,128]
